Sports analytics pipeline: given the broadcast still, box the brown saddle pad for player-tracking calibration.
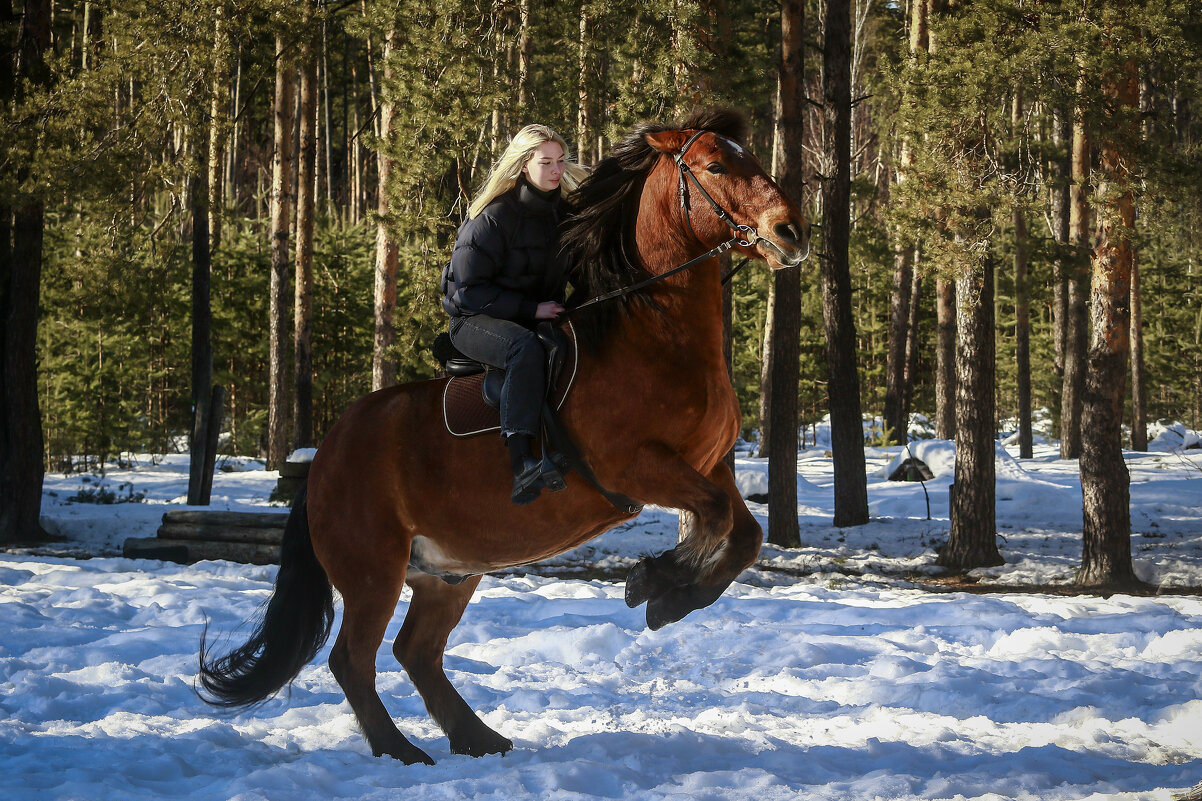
[442,322,579,438]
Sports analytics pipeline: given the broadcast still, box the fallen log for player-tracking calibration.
[123,537,280,565]
[156,522,283,545]
[161,510,289,529]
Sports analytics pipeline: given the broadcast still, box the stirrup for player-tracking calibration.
[540,455,567,493]
[512,458,543,506]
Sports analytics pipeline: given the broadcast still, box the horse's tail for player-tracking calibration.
[198,483,334,709]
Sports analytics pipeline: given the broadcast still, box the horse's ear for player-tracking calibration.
[644,129,688,154]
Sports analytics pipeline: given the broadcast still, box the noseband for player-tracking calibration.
[564,131,805,319]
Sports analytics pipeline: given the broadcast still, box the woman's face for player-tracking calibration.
[522,141,565,192]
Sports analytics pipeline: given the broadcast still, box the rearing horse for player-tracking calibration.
[199,108,809,765]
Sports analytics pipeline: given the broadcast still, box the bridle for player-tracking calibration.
[565,130,807,319]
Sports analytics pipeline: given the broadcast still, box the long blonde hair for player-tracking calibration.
[468,124,589,219]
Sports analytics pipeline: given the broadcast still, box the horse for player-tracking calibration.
[199,108,810,765]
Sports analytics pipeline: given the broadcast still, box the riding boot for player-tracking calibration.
[507,434,543,505]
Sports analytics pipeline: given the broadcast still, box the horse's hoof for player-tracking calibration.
[625,553,687,608]
[377,742,436,765]
[625,558,655,607]
[645,581,728,630]
[450,729,514,758]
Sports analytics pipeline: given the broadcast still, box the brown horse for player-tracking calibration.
[199,108,809,765]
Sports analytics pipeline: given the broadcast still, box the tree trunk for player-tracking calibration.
[756,277,774,460]
[884,241,912,445]
[1050,107,1071,416]
[517,0,532,111]
[1,0,51,544]
[885,0,928,448]
[293,16,318,449]
[577,8,591,164]
[268,35,297,469]
[901,250,922,428]
[935,278,956,439]
[1013,205,1033,458]
[939,246,1003,570]
[1062,74,1090,460]
[371,26,399,392]
[762,0,805,547]
[1130,248,1147,450]
[821,0,869,528]
[207,5,227,255]
[1079,53,1140,589]
[188,126,214,505]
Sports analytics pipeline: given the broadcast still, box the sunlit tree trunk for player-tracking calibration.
[1079,51,1140,589]
[517,0,532,111]
[1049,108,1071,427]
[293,11,318,448]
[268,35,297,469]
[1130,250,1147,450]
[885,0,928,448]
[901,252,922,428]
[207,4,227,254]
[884,241,912,446]
[939,241,1003,570]
[935,278,956,439]
[1062,72,1090,460]
[577,7,592,164]
[371,26,399,391]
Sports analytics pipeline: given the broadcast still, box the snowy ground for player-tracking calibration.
[4,426,1202,800]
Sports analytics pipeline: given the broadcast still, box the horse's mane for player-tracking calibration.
[561,108,749,349]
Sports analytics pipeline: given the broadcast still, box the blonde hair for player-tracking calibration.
[468,124,589,219]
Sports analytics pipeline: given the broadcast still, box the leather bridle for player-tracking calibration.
[566,130,807,319]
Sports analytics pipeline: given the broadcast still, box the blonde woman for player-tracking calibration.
[441,124,587,505]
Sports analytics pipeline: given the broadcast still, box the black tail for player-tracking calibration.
[198,484,334,709]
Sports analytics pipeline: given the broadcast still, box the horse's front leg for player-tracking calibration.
[618,445,761,629]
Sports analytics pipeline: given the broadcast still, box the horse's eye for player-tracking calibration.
[706,163,727,175]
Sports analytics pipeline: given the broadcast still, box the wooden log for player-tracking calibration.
[123,537,280,565]
[161,510,289,528]
[157,522,284,545]
[279,460,311,479]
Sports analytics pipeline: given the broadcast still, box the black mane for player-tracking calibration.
[560,108,748,349]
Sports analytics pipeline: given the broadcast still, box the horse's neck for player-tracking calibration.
[626,233,728,358]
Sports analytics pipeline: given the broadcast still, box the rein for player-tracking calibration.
[562,131,786,320]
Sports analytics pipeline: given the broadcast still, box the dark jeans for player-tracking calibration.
[448,314,545,438]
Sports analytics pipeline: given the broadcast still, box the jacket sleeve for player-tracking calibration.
[447,210,538,320]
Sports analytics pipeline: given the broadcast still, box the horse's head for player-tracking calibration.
[643,115,810,270]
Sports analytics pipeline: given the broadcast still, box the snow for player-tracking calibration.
[5,430,1202,800]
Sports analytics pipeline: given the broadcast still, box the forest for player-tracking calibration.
[2,1,1201,575]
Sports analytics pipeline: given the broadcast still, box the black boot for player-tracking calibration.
[507,434,543,505]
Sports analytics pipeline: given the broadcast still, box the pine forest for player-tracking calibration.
[3,1,1201,564]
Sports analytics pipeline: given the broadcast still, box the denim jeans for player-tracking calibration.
[448,315,545,438]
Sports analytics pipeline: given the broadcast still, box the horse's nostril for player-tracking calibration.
[774,222,801,244]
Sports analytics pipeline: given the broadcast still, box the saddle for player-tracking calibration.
[434,320,642,520]
[439,322,579,438]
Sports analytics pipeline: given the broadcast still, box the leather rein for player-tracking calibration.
[563,130,800,319]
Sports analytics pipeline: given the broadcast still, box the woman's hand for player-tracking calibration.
[535,301,566,320]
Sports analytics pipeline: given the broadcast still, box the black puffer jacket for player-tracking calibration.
[442,179,566,320]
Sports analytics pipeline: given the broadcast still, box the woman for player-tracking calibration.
[442,124,588,505]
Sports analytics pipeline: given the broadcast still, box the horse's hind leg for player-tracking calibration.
[394,573,513,758]
[328,573,434,764]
